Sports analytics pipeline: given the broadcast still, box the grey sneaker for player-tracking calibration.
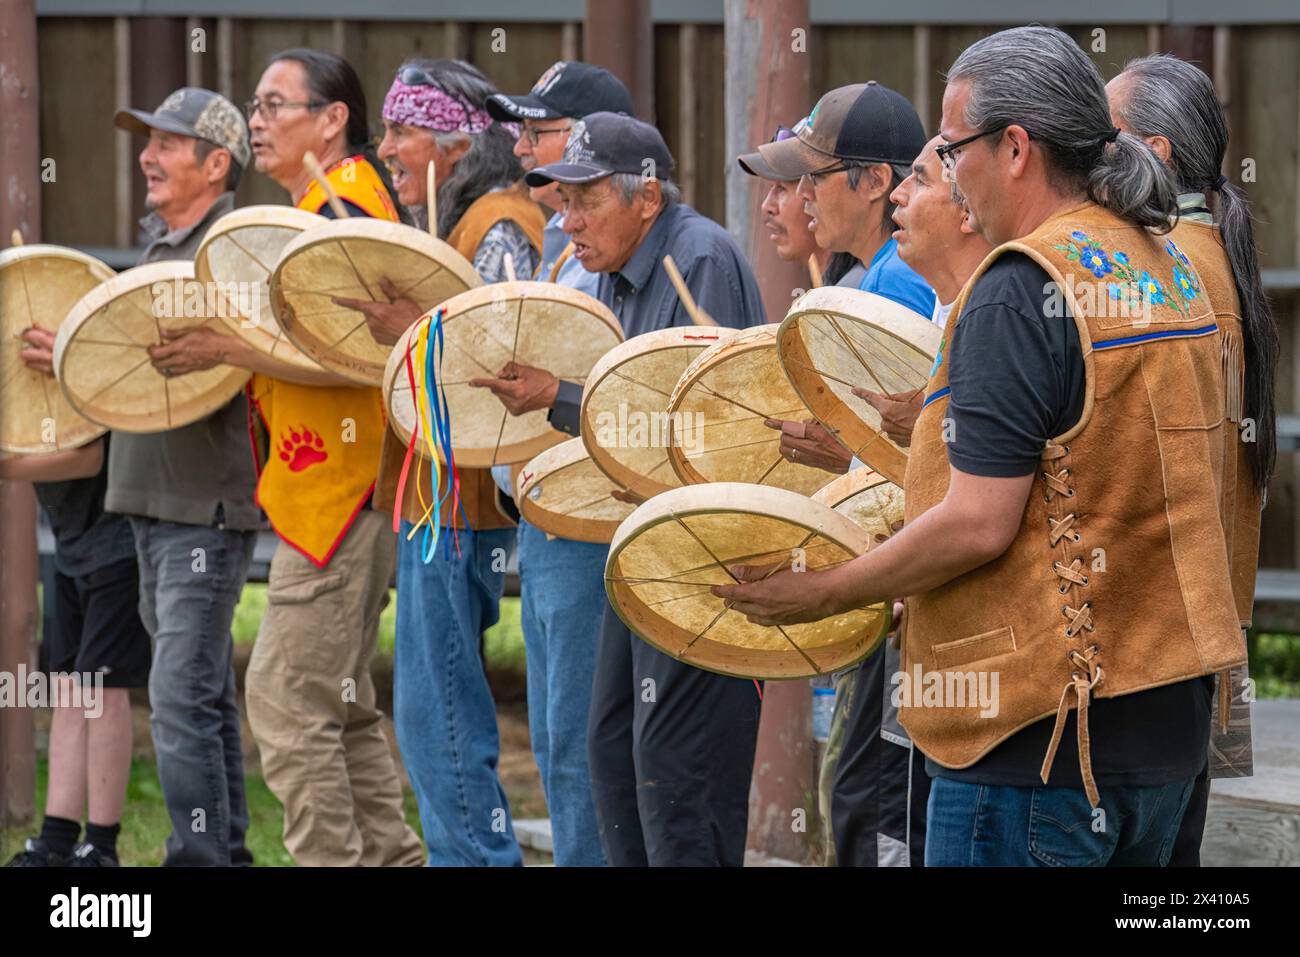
[6,837,71,867]
[69,842,119,867]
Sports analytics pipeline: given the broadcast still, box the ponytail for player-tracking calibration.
[1087,132,1179,233]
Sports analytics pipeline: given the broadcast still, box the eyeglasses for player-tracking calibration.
[935,125,1013,175]
[244,97,326,121]
[523,124,572,147]
[771,126,796,143]
[801,161,854,187]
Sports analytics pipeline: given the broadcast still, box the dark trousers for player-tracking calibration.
[587,603,761,866]
[832,642,930,866]
[1169,760,1211,866]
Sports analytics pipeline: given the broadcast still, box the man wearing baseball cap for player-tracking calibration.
[103,87,262,866]
[749,83,938,869]
[754,82,934,316]
[474,111,766,866]
[488,60,634,295]
[479,63,633,867]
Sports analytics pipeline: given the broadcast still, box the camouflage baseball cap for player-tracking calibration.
[115,87,250,169]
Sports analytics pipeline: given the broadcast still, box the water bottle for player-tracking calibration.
[812,686,836,743]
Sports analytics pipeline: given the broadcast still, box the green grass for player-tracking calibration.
[1,756,425,867]
[232,584,526,673]
[1249,631,1300,698]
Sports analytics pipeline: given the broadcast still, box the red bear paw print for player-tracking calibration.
[278,425,328,472]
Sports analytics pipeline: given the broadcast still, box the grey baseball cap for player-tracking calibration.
[115,87,251,170]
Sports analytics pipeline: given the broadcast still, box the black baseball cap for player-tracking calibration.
[487,61,634,122]
[755,82,926,179]
[525,112,674,186]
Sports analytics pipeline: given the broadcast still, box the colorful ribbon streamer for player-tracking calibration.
[392,306,470,561]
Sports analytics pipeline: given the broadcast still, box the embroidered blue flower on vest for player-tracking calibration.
[1079,245,1112,278]
[1055,227,1203,321]
[1138,271,1167,305]
[1172,265,1198,300]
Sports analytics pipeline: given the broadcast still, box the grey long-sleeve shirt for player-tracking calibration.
[548,201,767,435]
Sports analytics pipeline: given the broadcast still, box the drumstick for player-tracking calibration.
[662,255,717,327]
[807,253,822,288]
[302,151,349,219]
[503,252,517,283]
[10,229,23,247]
[426,159,437,236]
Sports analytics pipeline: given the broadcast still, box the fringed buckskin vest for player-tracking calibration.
[900,202,1249,806]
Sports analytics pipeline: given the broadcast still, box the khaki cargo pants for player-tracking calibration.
[246,510,424,866]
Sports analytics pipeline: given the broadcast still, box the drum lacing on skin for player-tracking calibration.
[1039,443,1104,808]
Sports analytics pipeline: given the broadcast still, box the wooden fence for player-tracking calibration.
[29,13,1300,589]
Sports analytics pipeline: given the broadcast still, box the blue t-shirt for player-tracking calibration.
[858,237,936,318]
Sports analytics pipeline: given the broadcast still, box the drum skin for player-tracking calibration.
[0,245,113,453]
[605,482,890,679]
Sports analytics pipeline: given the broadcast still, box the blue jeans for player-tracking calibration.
[924,775,1196,866]
[130,518,255,867]
[393,523,521,866]
[517,519,607,866]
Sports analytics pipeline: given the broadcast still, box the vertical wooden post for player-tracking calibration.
[912,25,932,134]
[0,0,41,831]
[560,21,580,63]
[725,0,816,863]
[113,18,132,248]
[186,17,204,88]
[216,17,234,100]
[584,0,654,121]
[677,24,698,209]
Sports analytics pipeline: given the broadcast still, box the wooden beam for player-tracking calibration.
[186,17,203,88]
[0,0,41,831]
[912,24,932,134]
[725,0,815,863]
[216,17,234,100]
[560,21,579,63]
[114,17,131,248]
[584,0,654,121]
[678,23,698,208]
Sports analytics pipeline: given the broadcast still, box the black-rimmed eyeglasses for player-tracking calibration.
[936,125,1015,173]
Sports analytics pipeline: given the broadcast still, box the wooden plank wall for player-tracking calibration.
[32,16,1300,575]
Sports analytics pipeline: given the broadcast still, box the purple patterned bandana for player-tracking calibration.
[382,79,516,137]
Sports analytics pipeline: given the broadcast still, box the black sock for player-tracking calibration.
[38,815,81,857]
[83,821,121,860]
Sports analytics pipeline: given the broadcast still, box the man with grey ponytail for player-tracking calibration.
[716,26,1249,868]
[1109,53,1273,867]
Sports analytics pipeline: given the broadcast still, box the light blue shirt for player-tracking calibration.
[858,237,936,319]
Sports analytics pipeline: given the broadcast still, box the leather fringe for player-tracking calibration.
[1221,323,1245,424]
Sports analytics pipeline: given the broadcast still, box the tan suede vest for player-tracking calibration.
[373,183,546,530]
[900,202,1249,806]
[1165,219,1261,629]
